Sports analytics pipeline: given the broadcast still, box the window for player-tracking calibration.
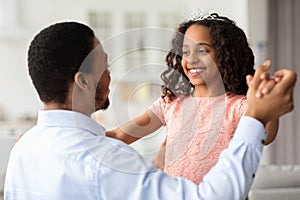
[88,11,112,40]
[124,12,146,71]
[158,12,181,29]
[0,0,20,28]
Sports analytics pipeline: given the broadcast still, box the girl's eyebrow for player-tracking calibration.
[182,42,213,48]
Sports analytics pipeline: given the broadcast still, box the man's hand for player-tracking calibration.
[244,61,297,126]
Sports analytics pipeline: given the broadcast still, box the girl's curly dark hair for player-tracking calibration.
[161,13,255,100]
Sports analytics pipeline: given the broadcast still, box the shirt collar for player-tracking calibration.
[37,110,106,136]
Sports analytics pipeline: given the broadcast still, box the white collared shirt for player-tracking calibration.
[4,110,265,200]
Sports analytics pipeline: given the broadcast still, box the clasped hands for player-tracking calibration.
[245,60,297,126]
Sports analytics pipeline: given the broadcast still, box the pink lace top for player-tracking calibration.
[149,94,247,184]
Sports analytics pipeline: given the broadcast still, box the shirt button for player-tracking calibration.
[252,173,255,178]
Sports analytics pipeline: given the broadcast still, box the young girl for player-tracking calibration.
[107,13,279,184]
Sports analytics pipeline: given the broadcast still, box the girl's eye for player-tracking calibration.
[198,49,208,54]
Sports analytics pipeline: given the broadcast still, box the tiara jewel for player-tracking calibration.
[187,9,224,21]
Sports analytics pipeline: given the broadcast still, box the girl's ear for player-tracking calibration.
[74,72,89,90]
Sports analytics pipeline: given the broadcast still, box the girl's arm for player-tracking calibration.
[106,109,163,144]
[264,118,279,145]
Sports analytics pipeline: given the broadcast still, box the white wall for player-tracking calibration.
[0,0,188,120]
[184,0,249,34]
[0,0,267,122]
[0,37,40,120]
[248,0,269,66]
[0,1,272,190]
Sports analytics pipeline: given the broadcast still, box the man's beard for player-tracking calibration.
[99,98,110,110]
[95,96,110,111]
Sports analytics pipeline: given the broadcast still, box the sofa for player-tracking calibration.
[248,165,300,200]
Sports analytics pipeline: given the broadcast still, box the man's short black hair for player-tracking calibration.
[28,22,95,104]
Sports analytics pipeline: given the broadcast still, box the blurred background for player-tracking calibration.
[0,0,299,195]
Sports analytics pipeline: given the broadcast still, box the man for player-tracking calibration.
[4,22,297,200]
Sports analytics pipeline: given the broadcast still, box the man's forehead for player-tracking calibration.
[79,44,107,74]
[92,49,109,76]
[94,43,107,60]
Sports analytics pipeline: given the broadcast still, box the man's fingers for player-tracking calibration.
[276,70,297,90]
[251,60,272,89]
[274,70,285,77]
[260,72,270,80]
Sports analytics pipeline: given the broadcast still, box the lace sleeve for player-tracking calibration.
[148,97,167,126]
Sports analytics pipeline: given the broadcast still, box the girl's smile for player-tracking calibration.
[181,24,222,96]
[187,66,207,76]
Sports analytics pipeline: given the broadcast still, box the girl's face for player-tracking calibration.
[181,24,220,90]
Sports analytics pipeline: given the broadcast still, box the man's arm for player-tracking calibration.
[197,116,266,199]
[102,63,297,200]
[102,116,266,200]
[194,63,296,199]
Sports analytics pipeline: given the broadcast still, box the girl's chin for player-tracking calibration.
[189,79,206,86]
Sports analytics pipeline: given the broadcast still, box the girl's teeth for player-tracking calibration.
[190,68,202,73]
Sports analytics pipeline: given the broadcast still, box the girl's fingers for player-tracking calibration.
[246,75,253,87]
[256,79,268,98]
[261,79,276,95]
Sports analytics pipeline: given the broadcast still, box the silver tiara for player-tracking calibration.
[187,10,225,21]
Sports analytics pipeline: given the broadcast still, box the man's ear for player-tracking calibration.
[74,72,89,90]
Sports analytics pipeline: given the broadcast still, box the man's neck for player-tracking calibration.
[43,102,72,111]
[43,102,93,117]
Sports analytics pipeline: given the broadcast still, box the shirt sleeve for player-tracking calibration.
[100,116,266,200]
[199,116,266,199]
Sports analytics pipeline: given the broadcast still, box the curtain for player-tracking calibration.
[267,0,300,164]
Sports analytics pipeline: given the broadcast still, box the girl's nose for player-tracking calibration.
[186,52,200,65]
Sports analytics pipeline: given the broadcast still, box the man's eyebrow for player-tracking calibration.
[105,54,108,62]
[104,54,109,68]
